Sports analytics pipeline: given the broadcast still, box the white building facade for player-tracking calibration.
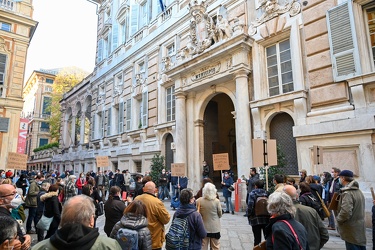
[53,0,375,224]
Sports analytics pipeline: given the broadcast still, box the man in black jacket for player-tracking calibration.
[0,184,31,250]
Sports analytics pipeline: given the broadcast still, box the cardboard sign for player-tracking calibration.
[252,139,277,167]
[96,156,109,168]
[212,153,229,171]
[171,163,186,176]
[7,152,27,170]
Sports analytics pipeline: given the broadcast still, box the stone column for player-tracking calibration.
[80,112,86,145]
[70,116,76,146]
[234,69,252,178]
[63,118,69,147]
[174,91,187,165]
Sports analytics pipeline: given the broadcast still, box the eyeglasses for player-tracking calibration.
[0,192,17,198]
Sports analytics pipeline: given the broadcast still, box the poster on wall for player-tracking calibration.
[17,118,29,154]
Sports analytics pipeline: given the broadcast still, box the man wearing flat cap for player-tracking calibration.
[336,170,366,249]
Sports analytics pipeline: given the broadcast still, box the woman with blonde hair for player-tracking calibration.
[196,182,222,250]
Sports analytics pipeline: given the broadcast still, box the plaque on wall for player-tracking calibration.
[0,117,10,132]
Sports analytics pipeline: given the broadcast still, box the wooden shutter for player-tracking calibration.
[91,114,96,140]
[101,110,105,138]
[327,2,361,81]
[141,91,148,127]
[107,108,112,136]
[112,21,119,51]
[0,53,6,85]
[126,98,132,130]
[130,4,139,36]
[97,39,103,63]
[118,102,124,133]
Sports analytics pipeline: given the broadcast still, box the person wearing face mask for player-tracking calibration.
[336,170,366,250]
[158,169,170,200]
[0,184,31,250]
[24,174,44,234]
[221,170,234,214]
[0,215,19,250]
[327,167,341,230]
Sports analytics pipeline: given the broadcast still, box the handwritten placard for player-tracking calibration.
[96,156,109,168]
[7,152,27,170]
[212,153,229,171]
[171,163,186,176]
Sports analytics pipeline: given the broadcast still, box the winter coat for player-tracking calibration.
[134,192,171,249]
[328,178,340,202]
[110,213,152,250]
[196,197,222,233]
[222,176,234,198]
[173,204,207,250]
[41,191,61,221]
[114,173,125,188]
[63,180,76,203]
[246,173,260,194]
[336,180,366,246]
[32,223,122,250]
[309,183,323,201]
[264,213,309,250]
[247,188,270,226]
[24,179,40,207]
[104,196,126,236]
[293,201,329,250]
[37,190,47,215]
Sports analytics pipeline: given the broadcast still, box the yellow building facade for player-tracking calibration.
[0,0,37,167]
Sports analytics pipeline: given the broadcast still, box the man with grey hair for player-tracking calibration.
[264,192,309,249]
[0,216,19,249]
[33,195,121,249]
[283,184,329,250]
[336,170,366,249]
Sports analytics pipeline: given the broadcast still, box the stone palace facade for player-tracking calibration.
[51,0,375,224]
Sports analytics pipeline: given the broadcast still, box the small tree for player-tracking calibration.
[259,144,285,193]
[150,153,165,187]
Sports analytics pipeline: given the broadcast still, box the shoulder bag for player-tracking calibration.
[36,204,53,231]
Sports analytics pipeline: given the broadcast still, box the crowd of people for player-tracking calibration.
[0,164,373,250]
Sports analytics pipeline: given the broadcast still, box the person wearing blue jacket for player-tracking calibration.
[221,170,234,214]
[172,189,207,249]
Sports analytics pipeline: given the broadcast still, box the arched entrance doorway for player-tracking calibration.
[269,112,298,174]
[165,133,174,171]
[203,93,236,188]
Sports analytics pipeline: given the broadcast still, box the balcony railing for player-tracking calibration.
[0,0,15,11]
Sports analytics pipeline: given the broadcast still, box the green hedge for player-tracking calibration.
[33,142,59,152]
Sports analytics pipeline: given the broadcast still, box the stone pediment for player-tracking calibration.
[248,0,301,35]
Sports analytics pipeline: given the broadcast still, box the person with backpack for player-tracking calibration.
[166,189,207,250]
[110,200,152,250]
[264,192,309,250]
[299,182,325,220]
[247,179,270,247]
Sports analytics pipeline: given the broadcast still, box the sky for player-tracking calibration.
[24,0,98,81]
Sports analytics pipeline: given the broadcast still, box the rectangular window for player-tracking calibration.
[45,78,54,84]
[367,7,375,66]
[40,122,50,132]
[266,39,293,97]
[42,96,51,115]
[39,138,49,147]
[118,102,124,133]
[126,98,132,130]
[44,86,52,92]
[0,53,6,86]
[0,22,11,32]
[139,2,148,28]
[166,86,175,121]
